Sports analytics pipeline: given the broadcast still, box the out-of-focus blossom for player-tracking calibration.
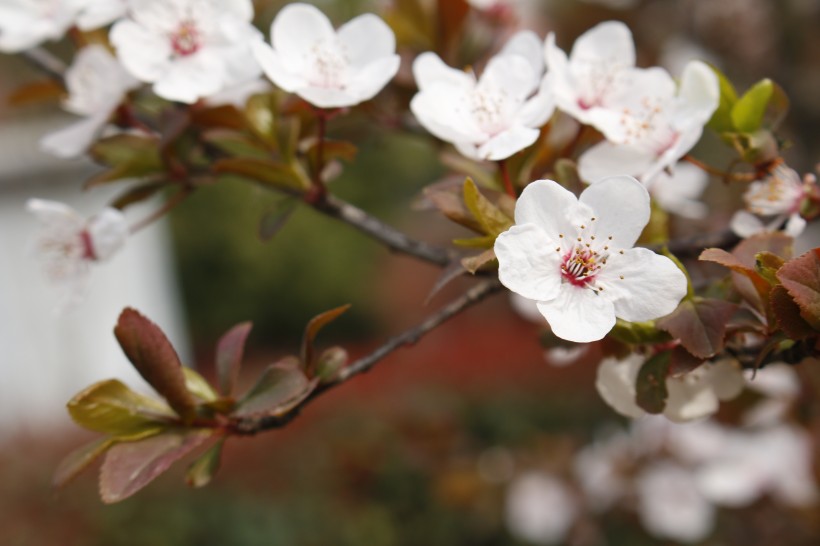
[505,471,577,545]
[26,199,129,309]
[578,60,720,184]
[467,0,537,19]
[253,3,399,109]
[574,427,635,511]
[494,177,686,342]
[0,0,83,52]
[596,356,745,422]
[579,0,641,9]
[411,31,553,161]
[40,45,140,158]
[743,363,800,426]
[110,0,261,104]
[76,0,127,30]
[695,425,819,508]
[730,164,811,238]
[636,461,715,543]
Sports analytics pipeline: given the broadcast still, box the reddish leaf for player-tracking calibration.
[422,180,484,233]
[657,298,738,358]
[8,80,64,106]
[215,322,253,396]
[777,248,820,331]
[635,351,671,414]
[437,0,469,54]
[99,429,212,503]
[668,346,704,377]
[461,248,497,274]
[190,105,246,130]
[701,244,774,314]
[301,304,351,374]
[114,308,197,422]
[235,357,316,417]
[770,284,817,339]
[54,437,116,489]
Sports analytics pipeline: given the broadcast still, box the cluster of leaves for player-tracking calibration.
[57,305,350,503]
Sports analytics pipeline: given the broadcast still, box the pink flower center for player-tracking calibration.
[561,247,601,287]
[171,21,201,57]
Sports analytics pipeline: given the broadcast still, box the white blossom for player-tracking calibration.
[253,3,399,109]
[577,60,720,184]
[636,461,715,543]
[110,0,261,104]
[596,355,745,422]
[27,199,129,309]
[494,177,686,342]
[76,0,127,30]
[411,31,554,161]
[40,45,140,158]
[730,164,810,238]
[505,472,577,545]
[0,0,84,52]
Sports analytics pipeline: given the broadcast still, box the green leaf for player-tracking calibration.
[185,438,224,488]
[86,134,164,188]
[53,437,117,489]
[423,180,484,233]
[213,157,309,192]
[452,235,497,249]
[201,129,270,159]
[315,346,348,383]
[235,357,316,417]
[301,304,351,374]
[635,351,672,414]
[731,79,773,133]
[776,248,820,331]
[109,181,168,210]
[114,308,197,422]
[182,368,218,403]
[463,178,513,237]
[608,319,671,345]
[656,298,738,358]
[706,64,738,133]
[67,379,174,436]
[215,322,252,396]
[755,251,785,285]
[99,429,212,503]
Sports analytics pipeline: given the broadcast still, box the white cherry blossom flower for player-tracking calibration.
[76,0,127,30]
[545,21,643,130]
[636,461,715,543]
[110,0,261,104]
[252,3,399,109]
[494,177,686,342]
[0,0,83,52]
[730,164,810,238]
[411,31,554,161]
[27,199,129,309]
[577,60,720,184]
[595,355,745,422]
[505,472,578,545]
[40,45,140,158]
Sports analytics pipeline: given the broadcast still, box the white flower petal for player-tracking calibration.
[650,162,709,219]
[579,175,650,248]
[480,54,538,100]
[499,30,545,79]
[513,179,583,238]
[537,286,617,342]
[517,73,556,128]
[88,208,129,261]
[578,141,658,183]
[152,54,226,103]
[346,54,401,103]
[600,248,687,323]
[674,60,720,129]
[569,20,635,71]
[252,41,306,92]
[595,355,645,418]
[730,210,765,237]
[786,214,807,237]
[413,52,475,91]
[337,13,397,71]
[271,3,335,61]
[505,472,577,545]
[477,125,540,160]
[40,112,109,159]
[706,359,745,401]
[495,224,563,302]
[664,375,719,423]
[111,19,173,83]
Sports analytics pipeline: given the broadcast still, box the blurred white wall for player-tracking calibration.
[0,117,188,440]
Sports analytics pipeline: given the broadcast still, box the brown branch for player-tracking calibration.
[231,279,503,434]
[19,47,66,84]
[646,228,740,259]
[315,194,458,267]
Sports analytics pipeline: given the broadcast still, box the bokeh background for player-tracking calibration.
[1,0,820,544]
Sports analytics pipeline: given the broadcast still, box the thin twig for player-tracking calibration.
[19,47,67,84]
[129,188,192,234]
[683,154,756,183]
[231,279,503,434]
[316,194,457,267]
[498,159,516,198]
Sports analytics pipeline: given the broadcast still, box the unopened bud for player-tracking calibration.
[316,346,348,382]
